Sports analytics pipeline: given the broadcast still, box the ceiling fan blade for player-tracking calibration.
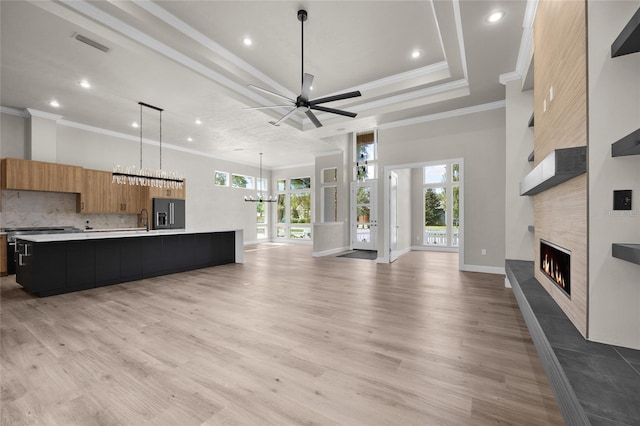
[310,104,357,118]
[301,73,314,101]
[305,110,323,128]
[309,90,362,105]
[247,84,295,103]
[270,108,298,126]
[243,105,292,110]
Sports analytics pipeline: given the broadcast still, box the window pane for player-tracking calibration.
[257,178,267,191]
[356,131,376,161]
[290,227,311,240]
[277,194,286,223]
[354,164,376,181]
[231,174,254,189]
[452,164,460,182]
[290,193,311,223]
[424,187,447,245]
[323,186,337,222]
[453,186,460,247]
[356,224,371,243]
[276,226,286,238]
[357,206,370,223]
[257,226,267,239]
[357,187,370,204]
[322,168,337,183]
[277,179,286,192]
[290,177,311,190]
[214,171,228,186]
[424,165,447,184]
[257,202,266,224]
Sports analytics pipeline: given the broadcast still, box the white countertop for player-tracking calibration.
[15,229,242,243]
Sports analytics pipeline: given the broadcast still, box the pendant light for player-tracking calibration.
[112,102,185,188]
[244,153,277,202]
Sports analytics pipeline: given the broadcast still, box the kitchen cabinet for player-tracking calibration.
[0,234,7,276]
[77,169,144,213]
[1,158,82,193]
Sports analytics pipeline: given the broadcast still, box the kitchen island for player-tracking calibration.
[15,229,243,297]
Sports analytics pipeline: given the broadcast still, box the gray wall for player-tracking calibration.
[395,168,412,251]
[587,0,640,349]
[504,82,535,261]
[378,108,506,270]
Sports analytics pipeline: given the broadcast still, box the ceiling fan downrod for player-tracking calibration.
[298,9,307,89]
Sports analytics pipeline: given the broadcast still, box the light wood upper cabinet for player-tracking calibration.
[77,169,145,214]
[1,158,82,193]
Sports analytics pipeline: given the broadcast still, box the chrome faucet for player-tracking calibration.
[140,208,150,232]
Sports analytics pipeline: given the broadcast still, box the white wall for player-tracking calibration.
[378,108,506,270]
[587,0,640,349]
[0,112,26,158]
[395,168,412,251]
[504,82,535,261]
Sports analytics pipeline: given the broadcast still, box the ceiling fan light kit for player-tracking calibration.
[246,9,362,128]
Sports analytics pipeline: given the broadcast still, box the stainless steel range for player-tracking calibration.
[3,227,83,275]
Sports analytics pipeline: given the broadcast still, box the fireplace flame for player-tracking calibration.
[542,254,566,289]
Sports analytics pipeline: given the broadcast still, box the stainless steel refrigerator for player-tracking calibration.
[153,198,185,229]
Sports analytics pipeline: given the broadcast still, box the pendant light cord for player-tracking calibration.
[139,104,143,169]
[301,15,304,88]
[159,110,162,171]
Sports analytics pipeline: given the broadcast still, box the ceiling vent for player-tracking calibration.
[73,33,110,53]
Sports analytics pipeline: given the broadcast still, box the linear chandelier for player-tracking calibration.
[112,102,185,188]
[244,153,277,203]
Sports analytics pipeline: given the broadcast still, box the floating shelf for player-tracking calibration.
[611,6,640,57]
[528,151,535,162]
[612,243,640,265]
[611,128,640,157]
[520,146,587,196]
[528,113,535,128]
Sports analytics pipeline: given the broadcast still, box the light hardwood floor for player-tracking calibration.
[1,244,564,425]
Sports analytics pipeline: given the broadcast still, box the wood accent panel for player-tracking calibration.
[0,158,82,193]
[533,0,588,164]
[0,234,7,276]
[533,0,589,337]
[0,247,564,424]
[535,175,588,336]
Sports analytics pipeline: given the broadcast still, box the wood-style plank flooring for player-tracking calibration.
[1,244,564,425]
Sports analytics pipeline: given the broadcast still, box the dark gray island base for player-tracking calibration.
[15,229,243,297]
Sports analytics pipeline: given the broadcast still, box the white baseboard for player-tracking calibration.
[312,246,350,257]
[411,245,459,253]
[461,264,506,275]
[504,277,512,288]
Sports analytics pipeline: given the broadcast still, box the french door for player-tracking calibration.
[351,180,377,250]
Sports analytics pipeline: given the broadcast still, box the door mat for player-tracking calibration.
[337,250,378,260]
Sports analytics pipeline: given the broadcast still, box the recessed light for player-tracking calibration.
[487,10,505,23]
[132,122,139,128]
[195,119,202,125]
[310,86,314,91]
[243,37,252,46]
[187,137,193,142]
[79,80,91,89]
[49,100,60,108]
[411,49,422,59]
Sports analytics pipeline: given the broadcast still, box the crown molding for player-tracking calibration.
[25,108,63,121]
[270,162,315,171]
[1,106,29,118]
[378,100,505,130]
[499,71,522,85]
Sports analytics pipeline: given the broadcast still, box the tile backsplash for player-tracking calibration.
[1,190,137,229]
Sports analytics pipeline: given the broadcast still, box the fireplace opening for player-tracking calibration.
[540,240,571,298]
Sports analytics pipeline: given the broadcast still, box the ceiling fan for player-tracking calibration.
[245,9,362,128]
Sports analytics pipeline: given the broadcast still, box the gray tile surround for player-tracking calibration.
[506,260,640,426]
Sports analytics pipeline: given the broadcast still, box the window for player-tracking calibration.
[214,171,229,186]
[231,174,254,189]
[257,178,267,192]
[423,162,460,247]
[354,130,377,180]
[257,201,268,239]
[275,177,312,240]
[322,168,337,183]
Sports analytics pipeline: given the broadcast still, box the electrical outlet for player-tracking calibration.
[481,249,487,255]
